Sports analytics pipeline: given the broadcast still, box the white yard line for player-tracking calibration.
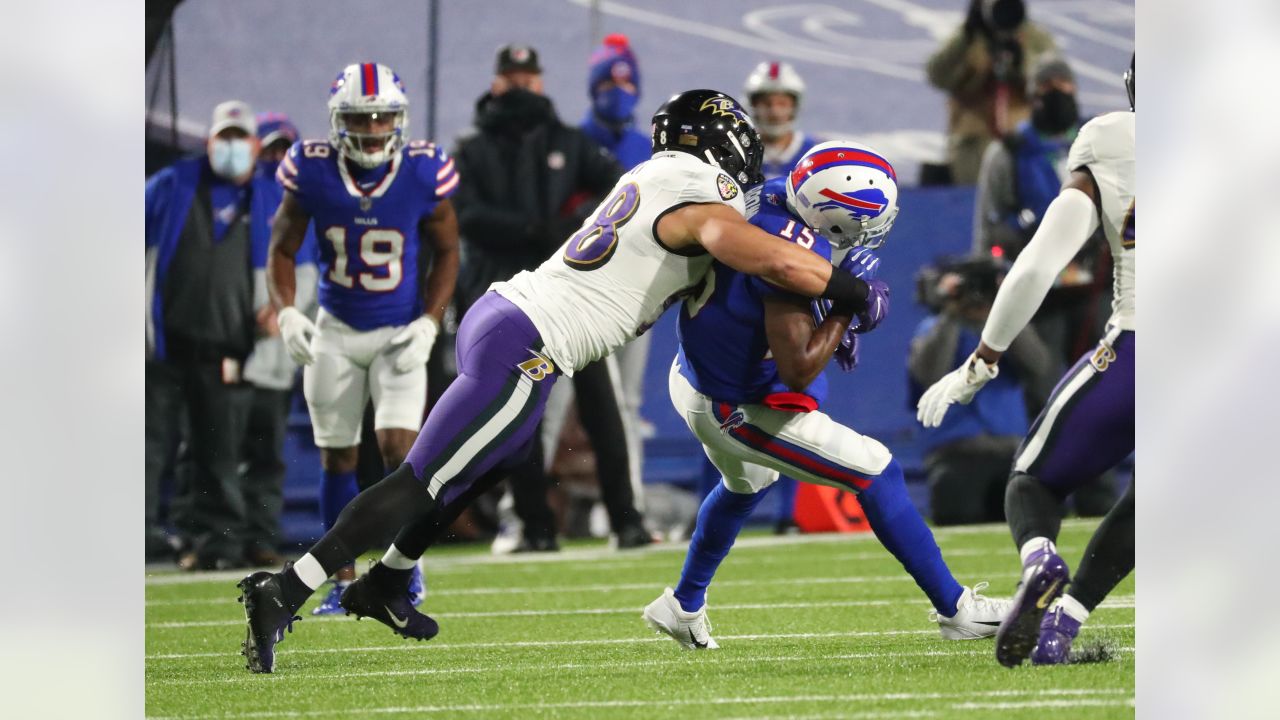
[145,623,1134,661]
[146,688,1133,719]
[145,520,1103,587]
[147,595,1134,628]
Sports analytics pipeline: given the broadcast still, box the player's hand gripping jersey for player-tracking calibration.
[276,138,458,330]
[1069,111,1134,330]
[494,151,746,376]
[676,176,833,408]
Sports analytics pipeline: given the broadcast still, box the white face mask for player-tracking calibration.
[210,138,255,179]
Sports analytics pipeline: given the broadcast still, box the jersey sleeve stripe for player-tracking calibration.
[435,158,455,180]
[436,172,459,197]
[275,164,300,192]
[281,153,299,176]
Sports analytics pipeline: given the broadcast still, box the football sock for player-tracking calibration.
[859,459,964,617]
[1019,537,1057,568]
[381,544,418,571]
[773,477,798,524]
[279,554,327,612]
[1056,593,1091,624]
[1005,471,1066,549]
[319,469,360,531]
[1066,480,1134,612]
[307,463,436,580]
[674,482,766,613]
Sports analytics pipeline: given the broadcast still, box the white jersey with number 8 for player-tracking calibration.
[494,151,747,376]
[1068,111,1135,331]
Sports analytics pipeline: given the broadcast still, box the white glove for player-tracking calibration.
[388,315,440,373]
[916,352,1000,428]
[277,306,317,366]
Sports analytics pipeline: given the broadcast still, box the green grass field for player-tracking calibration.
[145,519,1134,719]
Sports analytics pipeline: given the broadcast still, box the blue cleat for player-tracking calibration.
[237,571,302,673]
[310,580,351,616]
[1031,605,1082,665]
[408,564,426,606]
[340,563,439,641]
[995,551,1070,667]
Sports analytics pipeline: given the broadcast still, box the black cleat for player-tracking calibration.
[339,564,439,641]
[237,571,302,673]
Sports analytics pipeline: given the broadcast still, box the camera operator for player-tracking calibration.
[908,258,1055,525]
[925,0,1058,184]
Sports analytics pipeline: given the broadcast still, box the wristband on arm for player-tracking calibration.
[822,268,870,315]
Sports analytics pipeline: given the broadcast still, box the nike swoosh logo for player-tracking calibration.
[687,628,708,649]
[1035,578,1063,609]
[385,606,409,629]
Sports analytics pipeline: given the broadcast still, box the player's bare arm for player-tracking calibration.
[763,294,853,391]
[974,169,1101,365]
[418,198,460,324]
[656,202,847,299]
[267,190,311,309]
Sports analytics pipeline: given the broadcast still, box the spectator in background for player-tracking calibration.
[145,101,275,569]
[973,56,1110,369]
[452,44,651,550]
[577,33,650,529]
[908,258,1055,525]
[237,112,318,567]
[926,0,1058,184]
[745,61,819,180]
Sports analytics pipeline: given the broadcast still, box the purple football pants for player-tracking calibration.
[404,292,560,507]
[1013,327,1135,493]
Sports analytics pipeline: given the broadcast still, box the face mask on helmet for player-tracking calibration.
[209,138,255,180]
[332,109,406,168]
[651,89,763,186]
[786,142,900,250]
[749,92,799,140]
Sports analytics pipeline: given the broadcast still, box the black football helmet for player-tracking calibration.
[1124,53,1134,110]
[651,89,764,187]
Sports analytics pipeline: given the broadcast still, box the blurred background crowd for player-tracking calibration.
[144,0,1134,570]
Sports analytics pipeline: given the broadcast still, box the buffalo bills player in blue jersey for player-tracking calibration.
[745,62,821,180]
[644,142,1010,649]
[265,63,459,613]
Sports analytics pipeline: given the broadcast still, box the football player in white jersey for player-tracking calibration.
[917,56,1135,667]
[238,90,890,673]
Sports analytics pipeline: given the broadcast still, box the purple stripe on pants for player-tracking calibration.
[1015,329,1134,493]
[404,292,560,506]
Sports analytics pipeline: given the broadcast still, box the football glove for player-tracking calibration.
[916,352,1000,428]
[834,331,859,372]
[854,278,890,334]
[388,315,440,373]
[277,306,317,366]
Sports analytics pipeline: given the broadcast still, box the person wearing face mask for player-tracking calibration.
[745,61,819,180]
[146,101,281,569]
[452,45,654,552]
[926,0,1058,184]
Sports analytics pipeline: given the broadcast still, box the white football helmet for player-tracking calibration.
[327,62,409,168]
[786,141,900,250]
[744,61,805,106]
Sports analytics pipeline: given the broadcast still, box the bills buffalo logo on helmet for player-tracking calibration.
[811,187,889,221]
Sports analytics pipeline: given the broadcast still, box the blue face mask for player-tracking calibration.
[210,138,255,180]
[593,86,638,124]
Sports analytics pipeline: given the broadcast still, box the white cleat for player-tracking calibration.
[931,582,1012,640]
[643,587,719,650]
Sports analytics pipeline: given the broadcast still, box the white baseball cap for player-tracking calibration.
[210,100,257,136]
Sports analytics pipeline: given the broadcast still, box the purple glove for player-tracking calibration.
[854,278,890,334]
[839,247,881,280]
[834,329,859,372]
